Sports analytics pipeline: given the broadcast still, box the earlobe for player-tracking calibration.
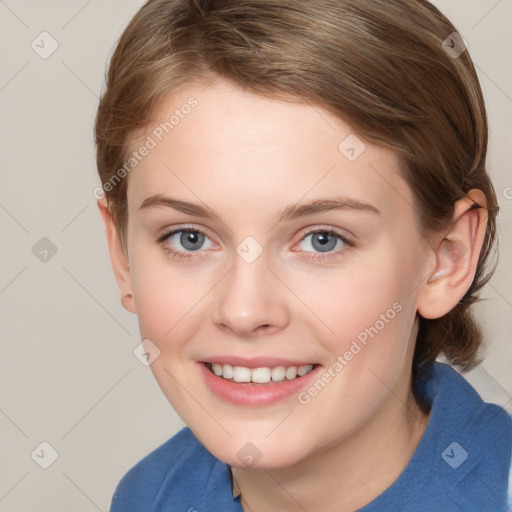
[417,189,488,320]
[97,198,137,314]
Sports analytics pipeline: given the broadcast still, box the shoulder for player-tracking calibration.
[426,363,512,462]
[403,363,512,511]
[420,363,511,437]
[110,427,225,511]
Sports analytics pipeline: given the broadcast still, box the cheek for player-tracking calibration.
[298,250,422,403]
[303,263,411,347]
[130,252,209,343]
[288,266,419,449]
[129,256,211,418]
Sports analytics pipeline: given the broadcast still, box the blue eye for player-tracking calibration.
[298,230,350,254]
[157,227,354,262]
[170,230,208,251]
[157,228,213,260]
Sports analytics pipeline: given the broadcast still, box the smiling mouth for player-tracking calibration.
[204,362,318,384]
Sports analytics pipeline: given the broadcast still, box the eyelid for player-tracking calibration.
[294,225,355,246]
[156,223,356,261]
[156,224,353,245]
[285,229,354,264]
[155,224,215,244]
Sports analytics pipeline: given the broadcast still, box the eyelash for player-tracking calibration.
[156,226,210,262]
[155,226,355,262]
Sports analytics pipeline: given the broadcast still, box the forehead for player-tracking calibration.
[126,79,415,224]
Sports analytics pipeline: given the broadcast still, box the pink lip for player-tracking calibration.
[198,361,322,407]
[201,355,316,368]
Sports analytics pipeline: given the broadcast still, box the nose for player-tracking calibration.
[211,254,290,339]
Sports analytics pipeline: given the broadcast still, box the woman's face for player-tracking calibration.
[122,78,434,468]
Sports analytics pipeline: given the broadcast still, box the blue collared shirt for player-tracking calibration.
[110,363,512,511]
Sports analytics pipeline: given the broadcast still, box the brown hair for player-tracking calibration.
[95,0,498,384]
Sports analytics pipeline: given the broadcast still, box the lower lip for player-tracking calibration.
[198,362,321,407]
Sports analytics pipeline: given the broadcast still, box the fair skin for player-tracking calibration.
[98,78,488,512]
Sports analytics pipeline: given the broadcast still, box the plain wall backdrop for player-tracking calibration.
[1,0,511,510]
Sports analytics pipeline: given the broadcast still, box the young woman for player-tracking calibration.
[94,0,512,510]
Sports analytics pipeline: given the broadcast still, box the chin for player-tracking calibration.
[191,425,315,470]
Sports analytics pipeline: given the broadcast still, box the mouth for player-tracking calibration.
[204,362,317,384]
[198,359,322,406]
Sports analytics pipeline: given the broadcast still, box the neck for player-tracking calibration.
[232,381,430,512]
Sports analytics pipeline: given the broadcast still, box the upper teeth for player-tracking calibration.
[210,363,314,383]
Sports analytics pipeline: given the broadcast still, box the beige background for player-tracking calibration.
[0,0,511,510]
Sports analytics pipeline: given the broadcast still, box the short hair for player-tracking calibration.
[95,0,498,387]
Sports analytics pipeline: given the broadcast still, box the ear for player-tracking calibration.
[97,197,137,314]
[417,189,488,320]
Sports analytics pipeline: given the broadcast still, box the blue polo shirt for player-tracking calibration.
[110,363,512,511]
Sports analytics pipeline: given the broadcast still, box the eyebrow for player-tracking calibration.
[138,194,381,221]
